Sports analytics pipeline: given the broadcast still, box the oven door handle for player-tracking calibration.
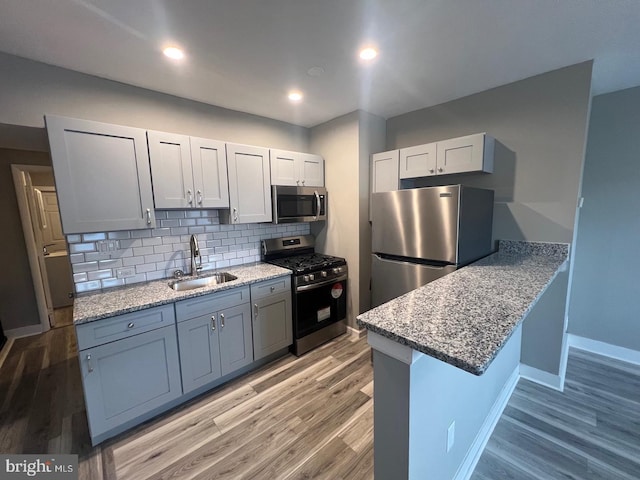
[296,274,348,292]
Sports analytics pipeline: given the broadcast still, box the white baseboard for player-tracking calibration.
[6,324,43,339]
[454,365,520,480]
[347,325,366,339]
[519,364,563,391]
[568,334,640,366]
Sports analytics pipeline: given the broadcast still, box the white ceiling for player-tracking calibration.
[1,0,639,128]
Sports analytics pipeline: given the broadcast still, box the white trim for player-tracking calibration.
[347,325,366,339]
[11,164,53,333]
[0,337,15,369]
[568,334,640,366]
[6,324,43,339]
[367,331,424,365]
[519,364,563,391]
[454,365,520,480]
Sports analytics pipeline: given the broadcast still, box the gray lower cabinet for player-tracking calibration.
[45,115,156,233]
[251,277,292,360]
[76,307,181,444]
[176,287,253,394]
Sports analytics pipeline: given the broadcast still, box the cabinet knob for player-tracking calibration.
[187,189,193,205]
[270,286,275,292]
[301,179,305,185]
[127,322,135,329]
[429,169,435,174]
[438,168,444,173]
[197,190,203,205]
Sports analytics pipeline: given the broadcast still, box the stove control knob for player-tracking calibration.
[321,271,327,278]
[303,275,310,282]
[333,267,341,274]
[309,274,315,281]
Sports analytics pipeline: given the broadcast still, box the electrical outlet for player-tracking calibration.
[447,421,455,452]
[116,267,135,279]
[97,240,120,253]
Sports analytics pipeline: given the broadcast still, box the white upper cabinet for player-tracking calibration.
[270,149,324,187]
[225,143,272,224]
[371,150,400,193]
[399,142,437,179]
[436,133,494,175]
[45,115,155,234]
[148,131,229,209]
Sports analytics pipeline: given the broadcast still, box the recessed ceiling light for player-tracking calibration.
[359,47,378,61]
[288,91,303,102]
[163,46,185,60]
[307,66,325,77]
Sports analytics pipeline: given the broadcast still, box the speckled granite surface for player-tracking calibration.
[74,263,291,324]
[357,240,570,376]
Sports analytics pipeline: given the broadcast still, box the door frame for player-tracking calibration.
[11,164,54,333]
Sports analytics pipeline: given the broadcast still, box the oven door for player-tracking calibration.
[294,275,347,339]
[273,186,327,223]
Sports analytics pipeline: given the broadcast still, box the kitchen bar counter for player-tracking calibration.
[357,240,569,375]
[74,262,291,324]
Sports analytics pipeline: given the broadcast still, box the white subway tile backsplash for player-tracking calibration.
[66,210,311,293]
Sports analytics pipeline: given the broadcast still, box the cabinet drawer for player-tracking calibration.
[175,286,250,322]
[76,305,175,351]
[250,276,291,301]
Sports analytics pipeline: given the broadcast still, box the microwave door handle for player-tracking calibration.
[314,191,320,220]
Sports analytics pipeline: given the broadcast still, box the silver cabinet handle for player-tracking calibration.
[197,190,202,205]
[254,303,259,319]
[187,189,193,205]
[302,179,305,185]
[314,191,320,220]
[270,286,275,292]
[438,167,444,173]
[87,354,93,373]
[127,322,134,329]
[296,179,300,185]
[146,208,152,225]
[220,313,225,328]
[429,169,435,174]
[233,208,238,222]
[211,315,216,331]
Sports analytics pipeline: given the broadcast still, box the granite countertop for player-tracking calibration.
[356,240,570,375]
[74,262,291,325]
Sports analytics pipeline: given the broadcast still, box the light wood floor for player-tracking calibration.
[0,326,373,479]
[472,348,640,479]
[2,325,639,480]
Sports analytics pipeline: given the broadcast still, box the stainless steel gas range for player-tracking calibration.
[262,235,348,356]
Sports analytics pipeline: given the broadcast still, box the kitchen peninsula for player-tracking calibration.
[357,240,569,480]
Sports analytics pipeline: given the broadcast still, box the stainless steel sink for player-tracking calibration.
[168,272,238,291]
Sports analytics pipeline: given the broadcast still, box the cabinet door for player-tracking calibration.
[226,143,272,223]
[298,153,324,187]
[252,291,292,361]
[436,133,493,175]
[270,149,298,186]
[45,115,155,233]
[177,314,222,393]
[218,303,253,376]
[190,137,230,208]
[399,143,437,179]
[371,150,400,193]
[79,325,181,439]
[148,131,194,209]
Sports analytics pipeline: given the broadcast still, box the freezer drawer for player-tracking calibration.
[371,254,457,308]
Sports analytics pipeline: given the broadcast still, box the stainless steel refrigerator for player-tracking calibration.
[371,185,494,307]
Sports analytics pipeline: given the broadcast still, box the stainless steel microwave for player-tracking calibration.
[272,186,327,224]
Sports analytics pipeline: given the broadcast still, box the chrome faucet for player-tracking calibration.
[190,234,202,276]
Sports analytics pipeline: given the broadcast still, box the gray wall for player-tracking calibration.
[386,62,593,245]
[385,62,593,376]
[0,52,309,151]
[568,87,640,352]
[0,149,52,331]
